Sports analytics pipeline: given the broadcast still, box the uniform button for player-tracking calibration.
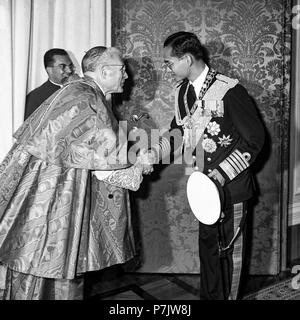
[194,166,199,171]
[108,194,114,199]
[192,155,196,160]
[207,157,211,161]
[208,169,212,173]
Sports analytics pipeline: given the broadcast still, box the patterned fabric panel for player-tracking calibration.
[0,267,84,300]
[0,152,136,279]
[15,77,129,171]
[77,176,136,274]
[0,153,89,279]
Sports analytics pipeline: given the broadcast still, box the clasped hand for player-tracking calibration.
[135,149,155,175]
[207,168,225,186]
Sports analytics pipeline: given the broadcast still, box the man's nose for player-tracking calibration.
[64,65,74,74]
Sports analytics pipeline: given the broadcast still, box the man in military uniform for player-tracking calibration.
[152,31,265,300]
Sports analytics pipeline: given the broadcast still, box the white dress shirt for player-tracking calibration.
[49,79,63,88]
[190,64,209,98]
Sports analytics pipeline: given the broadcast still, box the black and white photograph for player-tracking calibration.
[0,0,299,310]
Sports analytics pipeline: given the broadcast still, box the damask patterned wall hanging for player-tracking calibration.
[112,0,291,275]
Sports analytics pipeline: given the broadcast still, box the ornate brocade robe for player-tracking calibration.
[0,77,136,281]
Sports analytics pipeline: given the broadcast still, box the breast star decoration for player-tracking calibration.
[217,135,233,147]
[202,138,217,153]
[206,121,221,136]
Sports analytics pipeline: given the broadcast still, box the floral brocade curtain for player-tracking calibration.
[112,0,291,275]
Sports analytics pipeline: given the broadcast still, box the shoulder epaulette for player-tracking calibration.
[216,74,239,86]
[203,74,239,100]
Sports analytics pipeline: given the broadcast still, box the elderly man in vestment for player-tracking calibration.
[0,46,151,300]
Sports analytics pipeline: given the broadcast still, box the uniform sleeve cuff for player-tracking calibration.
[218,149,250,181]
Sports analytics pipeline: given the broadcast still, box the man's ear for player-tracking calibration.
[186,54,193,67]
[100,65,109,79]
[45,67,52,77]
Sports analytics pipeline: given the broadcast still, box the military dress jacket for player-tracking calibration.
[169,71,265,207]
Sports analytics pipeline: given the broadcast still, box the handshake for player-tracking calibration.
[135,148,156,175]
[94,148,156,192]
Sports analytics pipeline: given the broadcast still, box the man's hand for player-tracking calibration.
[208,168,225,187]
[136,149,155,175]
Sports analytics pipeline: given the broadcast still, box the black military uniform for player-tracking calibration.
[167,70,265,299]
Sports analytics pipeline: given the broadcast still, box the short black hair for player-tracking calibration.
[44,48,69,68]
[163,31,205,61]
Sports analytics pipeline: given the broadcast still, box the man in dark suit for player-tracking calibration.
[151,31,265,300]
[24,48,75,120]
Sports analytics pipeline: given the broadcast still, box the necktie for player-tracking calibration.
[184,84,197,175]
[187,84,197,110]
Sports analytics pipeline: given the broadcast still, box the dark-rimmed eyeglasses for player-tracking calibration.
[163,61,175,70]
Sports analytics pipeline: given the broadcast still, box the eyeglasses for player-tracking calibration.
[163,55,187,70]
[50,63,75,72]
[103,64,126,75]
[164,61,175,70]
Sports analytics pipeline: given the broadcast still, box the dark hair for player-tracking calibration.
[44,48,69,68]
[163,31,205,61]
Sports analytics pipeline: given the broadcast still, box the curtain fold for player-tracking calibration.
[0,0,111,162]
[0,0,32,162]
[0,0,13,161]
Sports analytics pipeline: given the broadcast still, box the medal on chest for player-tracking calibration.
[174,69,225,152]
